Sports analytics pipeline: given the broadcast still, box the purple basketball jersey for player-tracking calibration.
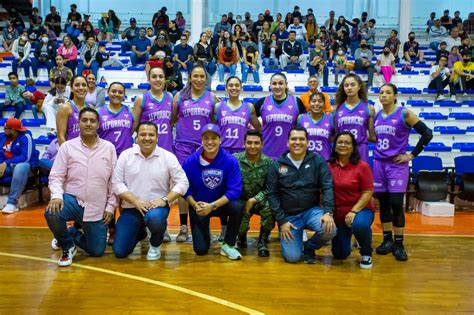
[374,107,411,159]
[66,101,89,140]
[298,113,333,160]
[216,100,251,151]
[175,91,214,145]
[97,105,134,156]
[335,101,370,144]
[140,91,173,152]
[260,95,299,159]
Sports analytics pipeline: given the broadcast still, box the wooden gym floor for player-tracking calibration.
[0,204,473,314]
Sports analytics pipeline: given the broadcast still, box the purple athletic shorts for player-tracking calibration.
[358,142,369,163]
[174,142,200,165]
[373,158,409,193]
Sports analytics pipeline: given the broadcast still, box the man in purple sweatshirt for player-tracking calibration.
[182,124,243,260]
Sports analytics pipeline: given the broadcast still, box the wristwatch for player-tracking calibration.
[161,196,169,207]
[211,202,217,211]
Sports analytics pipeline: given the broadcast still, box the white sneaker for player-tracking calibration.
[51,238,60,251]
[220,243,242,260]
[360,255,373,269]
[147,245,161,261]
[450,95,457,102]
[463,92,468,99]
[2,204,19,214]
[58,246,77,267]
[436,95,446,101]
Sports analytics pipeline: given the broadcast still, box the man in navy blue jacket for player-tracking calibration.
[0,118,39,214]
[182,124,243,260]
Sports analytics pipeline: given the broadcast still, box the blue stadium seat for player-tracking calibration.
[34,135,54,145]
[294,86,309,92]
[138,83,150,89]
[452,143,474,152]
[3,56,15,61]
[243,85,263,92]
[320,87,337,93]
[36,81,50,87]
[104,66,124,70]
[411,156,444,183]
[286,69,305,74]
[0,92,5,99]
[263,68,282,73]
[216,85,226,91]
[449,112,474,120]
[118,52,131,57]
[434,126,466,134]
[417,142,452,152]
[243,98,259,104]
[407,100,433,107]
[399,70,419,75]
[436,101,462,107]
[128,66,145,71]
[22,119,46,127]
[467,126,474,133]
[454,156,474,184]
[0,63,9,68]
[419,112,448,120]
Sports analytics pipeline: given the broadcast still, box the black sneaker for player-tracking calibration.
[360,255,373,269]
[376,240,394,255]
[237,237,247,249]
[303,244,317,264]
[393,244,408,261]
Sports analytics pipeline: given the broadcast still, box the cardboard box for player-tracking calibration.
[421,201,455,217]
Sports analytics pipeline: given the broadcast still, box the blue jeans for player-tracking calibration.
[263,57,279,68]
[39,158,53,176]
[113,207,169,258]
[65,60,78,74]
[76,60,99,77]
[241,63,260,83]
[308,64,329,86]
[189,199,243,255]
[217,63,237,82]
[331,209,374,259]
[350,40,360,55]
[1,163,30,205]
[12,58,31,77]
[429,42,439,51]
[174,60,193,73]
[130,52,149,66]
[44,193,108,256]
[0,101,25,118]
[280,206,337,263]
[31,58,55,77]
[203,60,217,76]
[121,40,133,53]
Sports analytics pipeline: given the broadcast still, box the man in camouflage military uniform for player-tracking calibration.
[234,130,275,257]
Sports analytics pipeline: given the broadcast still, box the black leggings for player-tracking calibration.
[377,192,405,228]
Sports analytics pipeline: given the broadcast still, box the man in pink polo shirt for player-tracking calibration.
[45,107,117,267]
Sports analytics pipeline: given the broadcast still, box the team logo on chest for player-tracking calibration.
[267,105,273,111]
[359,110,365,115]
[222,111,227,116]
[304,122,310,128]
[202,169,223,189]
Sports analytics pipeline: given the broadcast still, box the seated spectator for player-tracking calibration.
[288,17,309,50]
[426,12,436,33]
[452,50,474,98]
[252,14,265,40]
[11,32,32,79]
[354,39,375,88]
[262,33,281,69]
[384,29,401,63]
[464,13,474,42]
[348,18,361,55]
[152,9,169,34]
[65,4,82,33]
[0,73,25,118]
[80,15,92,32]
[448,46,462,69]
[146,27,156,43]
[194,32,217,76]
[85,73,106,108]
[457,22,468,41]
[20,85,46,119]
[299,75,331,113]
[280,31,306,70]
[403,32,425,64]
[39,138,59,176]
[9,7,26,33]
[164,57,184,95]
[334,48,349,85]
[233,15,248,33]
[452,11,463,28]
[28,7,44,41]
[108,10,121,38]
[98,12,114,43]
[82,23,97,42]
[274,22,289,44]
[445,27,462,51]
[270,13,282,32]
[376,46,396,84]
[258,21,272,58]
[167,20,182,44]
[328,131,375,269]
[3,21,19,52]
[428,55,455,101]
[429,19,448,51]
[57,35,79,74]
[49,55,74,87]
[130,28,151,66]
[42,76,71,131]
[440,9,452,31]
[96,44,126,68]
[241,45,260,84]
[77,35,99,77]
[308,39,329,86]
[146,35,172,73]
[436,41,449,62]
[244,12,254,32]
[173,34,193,73]
[176,11,186,31]
[360,18,376,51]
[121,18,140,53]
[31,33,56,80]
[305,14,318,44]
[0,118,39,214]
[217,46,238,82]
[335,16,350,34]
[66,22,82,48]
[232,24,246,56]
[45,6,61,37]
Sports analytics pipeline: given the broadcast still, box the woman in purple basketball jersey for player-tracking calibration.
[334,74,376,162]
[215,76,261,154]
[97,82,134,157]
[253,73,306,159]
[373,83,432,261]
[297,92,334,160]
[133,67,174,153]
[56,75,90,145]
[171,65,220,242]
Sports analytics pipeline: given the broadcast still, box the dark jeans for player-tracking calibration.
[189,199,243,255]
[354,59,375,87]
[331,209,374,259]
[31,58,55,77]
[65,60,78,74]
[113,207,169,258]
[428,76,455,96]
[0,101,25,118]
[308,64,329,86]
[39,158,53,176]
[44,193,108,256]
[12,58,31,77]
[456,76,474,93]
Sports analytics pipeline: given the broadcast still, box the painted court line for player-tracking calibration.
[0,251,265,315]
